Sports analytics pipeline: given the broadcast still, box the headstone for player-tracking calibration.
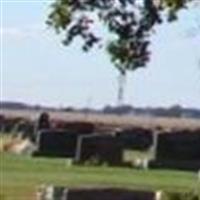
[0,114,5,132]
[38,186,156,200]
[34,127,95,158]
[156,130,200,161]
[52,121,95,134]
[150,130,200,171]
[75,134,124,166]
[34,130,81,158]
[66,188,155,200]
[116,127,153,150]
[37,112,50,131]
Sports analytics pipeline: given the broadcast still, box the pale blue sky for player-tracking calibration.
[1,1,200,108]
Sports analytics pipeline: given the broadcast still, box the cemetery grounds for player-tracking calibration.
[0,136,200,200]
[0,112,200,200]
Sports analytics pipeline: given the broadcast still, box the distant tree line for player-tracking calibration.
[102,104,200,118]
[1,101,200,119]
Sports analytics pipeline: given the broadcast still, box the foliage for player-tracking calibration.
[47,0,193,72]
[47,0,196,104]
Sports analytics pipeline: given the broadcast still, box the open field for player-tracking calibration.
[1,109,200,130]
[0,153,200,200]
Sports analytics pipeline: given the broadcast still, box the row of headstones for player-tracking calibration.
[0,113,96,141]
[33,126,155,165]
[0,115,34,134]
[33,131,125,166]
[33,128,200,171]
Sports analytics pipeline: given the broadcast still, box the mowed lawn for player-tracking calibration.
[0,154,200,200]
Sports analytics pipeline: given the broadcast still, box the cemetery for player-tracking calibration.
[0,113,200,171]
[0,112,200,200]
[2,0,200,199]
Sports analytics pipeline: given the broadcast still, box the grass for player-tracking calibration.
[1,153,200,200]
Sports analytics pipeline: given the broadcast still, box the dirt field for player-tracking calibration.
[1,109,200,131]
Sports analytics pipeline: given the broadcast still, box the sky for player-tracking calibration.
[1,0,200,109]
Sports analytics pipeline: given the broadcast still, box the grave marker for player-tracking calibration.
[75,134,124,166]
[34,130,80,158]
[38,186,156,200]
[150,130,200,171]
[116,127,153,150]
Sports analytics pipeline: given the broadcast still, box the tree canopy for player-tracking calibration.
[47,0,198,104]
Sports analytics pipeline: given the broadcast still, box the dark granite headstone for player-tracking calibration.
[150,130,200,171]
[0,115,5,132]
[38,187,156,200]
[37,112,50,131]
[66,188,156,200]
[116,127,153,150]
[75,134,124,166]
[34,130,81,158]
[52,121,95,134]
[156,130,200,161]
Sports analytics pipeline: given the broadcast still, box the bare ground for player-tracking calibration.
[1,109,200,131]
